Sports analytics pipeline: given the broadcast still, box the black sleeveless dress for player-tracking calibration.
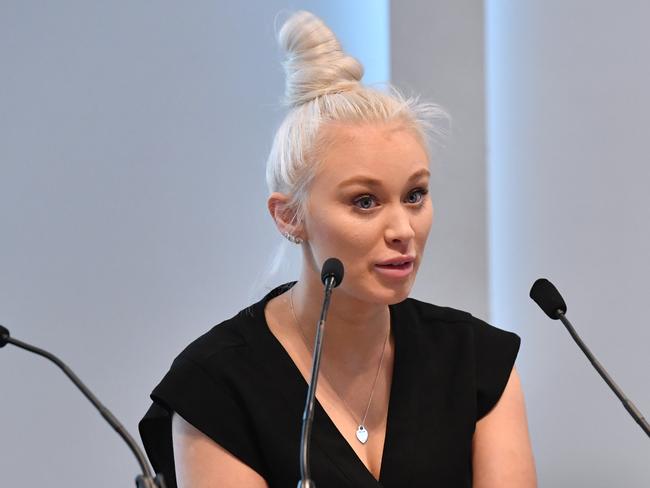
[139,283,520,488]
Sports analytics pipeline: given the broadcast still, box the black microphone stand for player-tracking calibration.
[0,326,166,487]
[555,310,650,438]
[297,274,337,488]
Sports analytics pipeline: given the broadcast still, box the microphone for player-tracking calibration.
[530,279,650,438]
[0,324,9,347]
[0,324,166,487]
[320,257,344,288]
[529,278,566,319]
[298,257,344,488]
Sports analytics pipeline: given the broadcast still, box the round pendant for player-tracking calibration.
[356,425,369,444]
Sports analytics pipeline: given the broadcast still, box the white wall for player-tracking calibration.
[487,2,650,486]
[0,2,387,486]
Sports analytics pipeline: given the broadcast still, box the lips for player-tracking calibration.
[375,256,415,267]
[374,256,416,279]
[375,261,412,270]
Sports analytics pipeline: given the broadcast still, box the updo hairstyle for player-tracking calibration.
[266,11,447,226]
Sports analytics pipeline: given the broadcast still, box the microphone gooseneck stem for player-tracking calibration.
[557,310,650,438]
[5,335,162,484]
[297,275,336,488]
[136,474,167,488]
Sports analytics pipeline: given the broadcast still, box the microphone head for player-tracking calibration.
[0,325,10,348]
[530,278,567,319]
[321,258,344,287]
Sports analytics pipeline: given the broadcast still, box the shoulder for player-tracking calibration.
[397,296,511,333]
[142,303,269,487]
[145,304,266,406]
[177,283,294,366]
[178,309,249,359]
[395,297,521,355]
[148,299,269,422]
[397,296,475,324]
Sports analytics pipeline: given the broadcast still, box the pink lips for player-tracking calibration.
[374,256,415,279]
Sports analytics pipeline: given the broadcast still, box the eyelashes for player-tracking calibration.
[353,195,377,210]
[405,187,429,205]
[352,187,429,211]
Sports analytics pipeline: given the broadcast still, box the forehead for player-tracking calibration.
[314,122,429,186]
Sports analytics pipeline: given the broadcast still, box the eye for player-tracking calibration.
[353,194,378,210]
[405,187,429,205]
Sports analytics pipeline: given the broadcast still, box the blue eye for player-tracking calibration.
[406,188,428,205]
[353,195,377,210]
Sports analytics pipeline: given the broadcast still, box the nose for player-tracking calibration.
[384,206,415,247]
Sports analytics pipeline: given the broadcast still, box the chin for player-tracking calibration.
[363,278,414,305]
[380,285,413,305]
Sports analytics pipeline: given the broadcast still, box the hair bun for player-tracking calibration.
[278,11,364,107]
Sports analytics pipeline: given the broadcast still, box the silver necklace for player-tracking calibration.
[289,287,390,444]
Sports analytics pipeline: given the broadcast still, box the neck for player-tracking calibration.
[290,268,391,371]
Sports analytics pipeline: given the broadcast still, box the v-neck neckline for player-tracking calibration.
[243,283,420,488]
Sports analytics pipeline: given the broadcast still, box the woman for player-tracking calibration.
[140,11,536,488]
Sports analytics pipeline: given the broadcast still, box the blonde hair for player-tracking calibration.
[266,10,448,225]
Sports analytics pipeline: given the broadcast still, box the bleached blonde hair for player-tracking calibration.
[265,10,448,226]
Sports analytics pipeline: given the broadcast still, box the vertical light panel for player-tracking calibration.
[310,0,389,85]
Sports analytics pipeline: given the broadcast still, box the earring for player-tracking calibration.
[283,232,303,244]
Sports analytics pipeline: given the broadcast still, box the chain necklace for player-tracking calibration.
[289,287,390,444]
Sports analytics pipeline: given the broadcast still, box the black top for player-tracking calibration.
[139,283,520,488]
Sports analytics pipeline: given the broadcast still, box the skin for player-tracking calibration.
[172,121,537,487]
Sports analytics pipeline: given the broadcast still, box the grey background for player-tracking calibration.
[1,1,648,487]
[392,0,489,317]
[487,1,650,486]
[0,1,390,486]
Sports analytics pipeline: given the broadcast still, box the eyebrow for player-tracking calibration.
[338,168,430,187]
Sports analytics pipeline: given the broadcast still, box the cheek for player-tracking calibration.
[306,209,379,259]
[415,204,434,247]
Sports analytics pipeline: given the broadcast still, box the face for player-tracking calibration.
[301,121,433,305]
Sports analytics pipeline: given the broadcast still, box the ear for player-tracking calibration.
[267,192,305,241]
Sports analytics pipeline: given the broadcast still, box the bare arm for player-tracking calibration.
[172,412,269,488]
[472,367,537,488]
